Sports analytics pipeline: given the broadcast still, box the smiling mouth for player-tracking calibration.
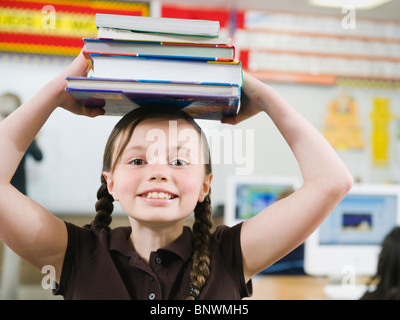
[139,191,178,200]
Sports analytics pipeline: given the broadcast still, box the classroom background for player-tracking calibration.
[1,0,400,300]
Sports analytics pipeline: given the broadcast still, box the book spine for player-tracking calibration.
[95,15,220,38]
[84,38,233,48]
[66,76,241,88]
[96,27,231,45]
[84,38,164,45]
[88,52,239,64]
[91,54,243,86]
[84,50,232,62]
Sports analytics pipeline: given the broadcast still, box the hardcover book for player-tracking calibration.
[66,86,241,120]
[96,14,220,37]
[83,38,235,62]
[97,27,231,45]
[86,52,243,86]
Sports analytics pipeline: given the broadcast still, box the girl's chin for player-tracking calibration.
[125,205,192,225]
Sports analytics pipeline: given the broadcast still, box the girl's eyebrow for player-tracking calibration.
[122,145,147,155]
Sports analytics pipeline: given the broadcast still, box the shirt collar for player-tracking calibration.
[108,225,133,257]
[109,225,193,262]
[157,226,192,261]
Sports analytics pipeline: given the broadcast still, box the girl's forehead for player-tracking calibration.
[136,116,192,128]
[130,117,198,137]
[122,116,203,151]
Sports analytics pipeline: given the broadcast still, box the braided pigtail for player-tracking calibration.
[94,175,114,231]
[186,191,213,300]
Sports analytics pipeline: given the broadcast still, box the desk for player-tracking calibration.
[246,275,346,300]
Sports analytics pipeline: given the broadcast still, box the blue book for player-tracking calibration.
[66,77,241,120]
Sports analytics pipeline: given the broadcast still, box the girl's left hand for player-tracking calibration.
[221,72,265,125]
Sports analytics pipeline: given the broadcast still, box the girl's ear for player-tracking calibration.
[198,173,213,203]
[102,171,119,201]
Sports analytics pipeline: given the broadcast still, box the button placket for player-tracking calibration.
[145,272,160,300]
[146,252,164,300]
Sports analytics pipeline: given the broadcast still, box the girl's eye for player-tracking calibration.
[130,159,146,166]
[170,158,189,167]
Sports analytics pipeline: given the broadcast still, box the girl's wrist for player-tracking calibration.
[258,84,288,116]
[41,78,65,111]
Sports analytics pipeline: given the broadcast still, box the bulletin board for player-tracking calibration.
[235,10,400,85]
[0,0,150,56]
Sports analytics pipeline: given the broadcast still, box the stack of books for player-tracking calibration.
[65,14,243,120]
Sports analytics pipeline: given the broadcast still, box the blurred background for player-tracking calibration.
[1,0,399,300]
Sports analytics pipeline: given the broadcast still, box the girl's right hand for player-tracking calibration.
[51,49,105,117]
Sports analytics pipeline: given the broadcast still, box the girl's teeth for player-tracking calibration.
[146,192,172,199]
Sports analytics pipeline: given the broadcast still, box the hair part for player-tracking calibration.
[94,106,213,300]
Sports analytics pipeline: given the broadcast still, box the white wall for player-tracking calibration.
[0,55,119,214]
[1,55,399,215]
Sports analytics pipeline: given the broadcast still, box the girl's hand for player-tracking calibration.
[221,72,265,125]
[52,49,105,117]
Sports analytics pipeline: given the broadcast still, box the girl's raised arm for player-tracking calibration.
[0,51,102,282]
[223,73,354,282]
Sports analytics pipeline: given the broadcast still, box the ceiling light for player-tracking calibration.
[310,0,392,10]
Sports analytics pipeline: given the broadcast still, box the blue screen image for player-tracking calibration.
[235,184,293,220]
[319,194,397,245]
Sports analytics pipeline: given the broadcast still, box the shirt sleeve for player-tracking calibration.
[213,222,253,298]
[53,221,75,296]
[53,221,95,297]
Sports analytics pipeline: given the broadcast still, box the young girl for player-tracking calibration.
[0,51,353,300]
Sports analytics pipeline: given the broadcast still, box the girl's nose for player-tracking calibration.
[148,163,169,182]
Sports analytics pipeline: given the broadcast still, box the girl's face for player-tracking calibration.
[103,117,212,226]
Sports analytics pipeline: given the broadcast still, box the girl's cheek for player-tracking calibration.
[180,172,206,198]
[115,172,140,195]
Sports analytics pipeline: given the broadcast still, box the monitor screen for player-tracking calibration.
[224,176,300,227]
[319,194,398,246]
[225,176,302,274]
[235,183,295,220]
[304,184,400,277]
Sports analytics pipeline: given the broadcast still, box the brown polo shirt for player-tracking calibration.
[54,220,252,300]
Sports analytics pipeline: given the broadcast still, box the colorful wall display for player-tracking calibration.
[0,0,149,56]
[370,97,395,166]
[323,91,364,150]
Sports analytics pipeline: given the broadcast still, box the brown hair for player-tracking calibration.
[361,226,400,300]
[94,106,212,300]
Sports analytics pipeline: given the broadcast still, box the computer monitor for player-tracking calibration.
[224,175,300,227]
[304,183,400,277]
[224,175,303,274]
